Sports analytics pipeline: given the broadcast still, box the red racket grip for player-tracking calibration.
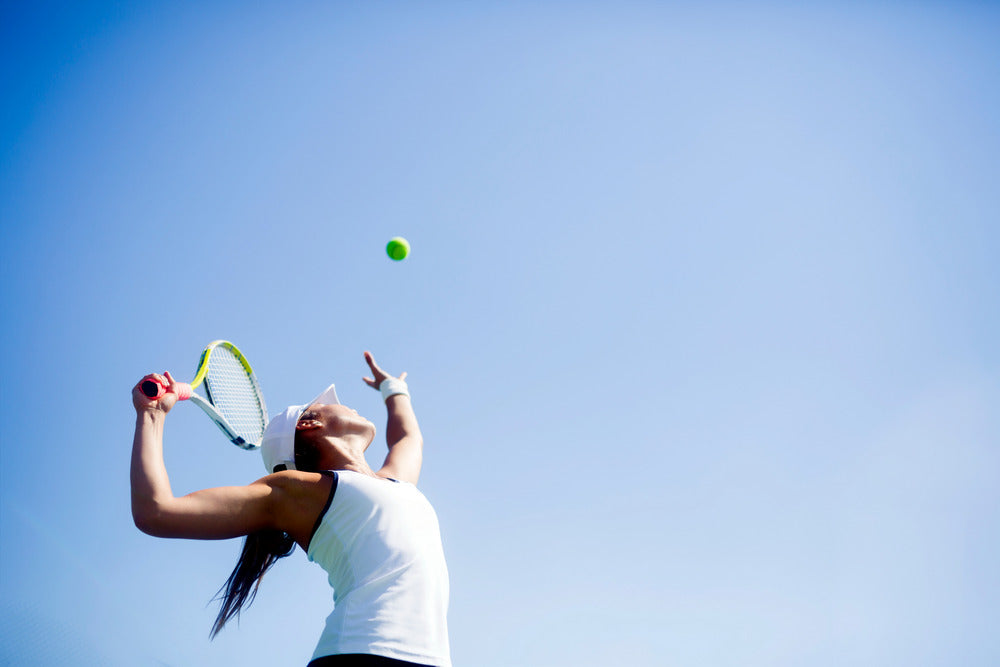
[140,378,193,400]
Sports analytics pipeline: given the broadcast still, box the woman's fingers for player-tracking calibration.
[363,351,407,390]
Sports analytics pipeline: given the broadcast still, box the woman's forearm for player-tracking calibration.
[131,410,176,531]
[385,394,422,449]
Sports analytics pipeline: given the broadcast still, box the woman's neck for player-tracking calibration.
[318,435,377,476]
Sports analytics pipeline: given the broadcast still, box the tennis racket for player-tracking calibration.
[141,340,268,450]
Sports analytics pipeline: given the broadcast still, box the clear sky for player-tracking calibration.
[1,2,998,665]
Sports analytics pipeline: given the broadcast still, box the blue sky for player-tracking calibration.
[1,2,998,665]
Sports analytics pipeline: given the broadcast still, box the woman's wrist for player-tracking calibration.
[136,409,166,428]
[379,377,410,402]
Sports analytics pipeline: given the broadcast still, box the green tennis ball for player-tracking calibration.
[386,236,410,261]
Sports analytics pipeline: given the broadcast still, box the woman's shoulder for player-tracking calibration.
[259,470,338,549]
[260,470,337,506]
[262,469,332,486]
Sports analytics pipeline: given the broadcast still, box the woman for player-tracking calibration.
[131,351,451,667]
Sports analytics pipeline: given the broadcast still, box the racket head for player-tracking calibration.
[193,340,269,450]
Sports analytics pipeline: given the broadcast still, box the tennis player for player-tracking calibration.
[131,351,451,667]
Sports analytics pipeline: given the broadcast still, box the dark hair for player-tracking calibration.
[210,429,321,638]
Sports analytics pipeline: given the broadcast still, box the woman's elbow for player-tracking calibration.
[132,502,167,536]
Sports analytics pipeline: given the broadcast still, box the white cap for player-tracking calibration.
[260,383,340,473]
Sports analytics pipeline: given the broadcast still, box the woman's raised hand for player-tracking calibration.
[362,351,407,390]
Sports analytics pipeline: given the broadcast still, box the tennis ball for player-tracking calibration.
[386,236,410,261]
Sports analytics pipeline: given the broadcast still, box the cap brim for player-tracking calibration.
[306,383,340,409]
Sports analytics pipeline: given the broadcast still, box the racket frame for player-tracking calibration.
[187,340,268,451]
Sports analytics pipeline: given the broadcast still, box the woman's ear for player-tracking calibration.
[296,418,322,432]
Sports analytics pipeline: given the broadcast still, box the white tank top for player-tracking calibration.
[306,470,451,666]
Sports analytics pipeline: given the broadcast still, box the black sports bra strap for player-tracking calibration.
[308,471,339,547]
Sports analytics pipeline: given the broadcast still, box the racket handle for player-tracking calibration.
[140,379,193,401]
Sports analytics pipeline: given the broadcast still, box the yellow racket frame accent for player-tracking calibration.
[191,340,257,389]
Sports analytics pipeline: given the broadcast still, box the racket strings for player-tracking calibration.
[203,347,268,445]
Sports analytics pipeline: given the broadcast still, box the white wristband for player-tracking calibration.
[379,378,410,402]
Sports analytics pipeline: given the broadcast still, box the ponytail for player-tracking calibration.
[210,529,295,637]
[210,432,320,638]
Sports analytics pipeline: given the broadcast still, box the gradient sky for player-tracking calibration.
[2,2,998,665]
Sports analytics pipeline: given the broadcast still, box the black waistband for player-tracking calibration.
[308,654,434,667]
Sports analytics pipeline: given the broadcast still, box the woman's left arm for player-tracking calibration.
[362,352,424,485]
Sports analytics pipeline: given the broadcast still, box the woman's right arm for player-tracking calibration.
[131,373,286,539]
[131,372,181,532]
